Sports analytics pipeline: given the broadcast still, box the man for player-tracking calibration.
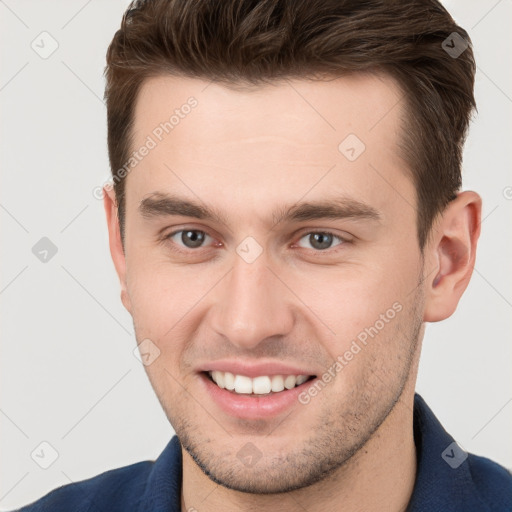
[15,0,512,511]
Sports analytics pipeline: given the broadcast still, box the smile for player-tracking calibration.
[208,370,314,395]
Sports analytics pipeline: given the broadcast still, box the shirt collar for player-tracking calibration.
[406,393,489,511]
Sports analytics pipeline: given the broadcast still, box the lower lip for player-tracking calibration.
[200,373,315,420]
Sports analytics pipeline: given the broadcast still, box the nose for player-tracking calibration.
[209,252,295,350]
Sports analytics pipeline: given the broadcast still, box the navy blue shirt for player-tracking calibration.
[14,394,512,511]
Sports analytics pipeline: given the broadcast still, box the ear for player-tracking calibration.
[103,185,132,314]
[423,190,482,322]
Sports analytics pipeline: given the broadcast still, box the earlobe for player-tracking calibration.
[423,191,482,322]
[103,185,132,314]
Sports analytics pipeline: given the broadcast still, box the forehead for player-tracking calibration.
[133,72,404,147]
[126,73,412,226]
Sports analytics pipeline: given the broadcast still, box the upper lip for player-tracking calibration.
[197,360,318,378]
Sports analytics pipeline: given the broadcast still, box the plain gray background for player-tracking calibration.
[1,0,511,509]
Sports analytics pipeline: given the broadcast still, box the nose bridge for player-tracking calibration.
[210,251,294,349]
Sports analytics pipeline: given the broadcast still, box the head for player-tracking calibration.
[103,0,481,495]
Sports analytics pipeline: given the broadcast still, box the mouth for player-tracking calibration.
[204,370,316,395]
[197,362,319,419]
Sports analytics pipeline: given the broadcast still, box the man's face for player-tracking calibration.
[116,73,426,492]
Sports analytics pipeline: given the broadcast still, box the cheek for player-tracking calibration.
[298,256,418,334]
[125,259,185,336]
[125,256,225,346]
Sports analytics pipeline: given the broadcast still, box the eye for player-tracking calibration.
[296,231,346,251]
[165,229,214,250]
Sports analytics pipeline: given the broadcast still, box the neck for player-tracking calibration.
[181,389,417,512]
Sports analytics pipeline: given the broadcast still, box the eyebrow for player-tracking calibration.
[138,192,381,228]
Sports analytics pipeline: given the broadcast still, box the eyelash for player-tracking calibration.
[161,228,350,255]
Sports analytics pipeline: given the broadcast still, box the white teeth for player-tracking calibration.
[252,376,272,394]
[209,371,312,394]
[296,375,309,385]
[212,370,225,389]
[284,375,297,389]
[224,371,235,390]
[234,375,253,394]
[271,375,284,392]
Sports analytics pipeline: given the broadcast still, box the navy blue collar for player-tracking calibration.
[407,394,493,511]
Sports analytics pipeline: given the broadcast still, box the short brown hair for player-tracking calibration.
[104,0,476,250]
